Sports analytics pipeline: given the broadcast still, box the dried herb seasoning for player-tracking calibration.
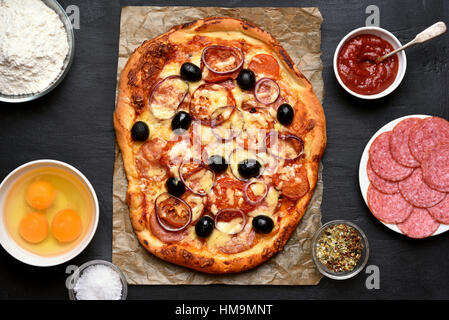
[315,223,364,273]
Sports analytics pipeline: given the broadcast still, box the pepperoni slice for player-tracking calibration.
[190,83,236,126]
[399,168,445,208]
[273,162,310,200]
[216,79,236,90]
[422,143,449,192]
[397,207,440,239]
[369,132,413,181]
[139,138,167,162]
[209,176,255,213]
[201,46,243,83]
[428,195,449,224]
[149,76,189,120]
[367,185,413,223]
[202,46,244,74]
[203,68,240,83]
[136,139,168,181]
[409,117,449,163]
[218,221,256,254]
[366,161,399,194]
[389,118,422,167]
[149,209,188,243]
[249,54,280,79]
[179,160,215,196]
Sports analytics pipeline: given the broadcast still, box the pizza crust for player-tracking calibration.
[114,17,326,273]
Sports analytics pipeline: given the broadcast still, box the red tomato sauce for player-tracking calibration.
[337,34,399,95]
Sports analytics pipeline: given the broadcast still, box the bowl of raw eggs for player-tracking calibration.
[0,160,99,266]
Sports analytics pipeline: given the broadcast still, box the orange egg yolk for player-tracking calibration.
[26,180,56,210]
[52,209,82,243]
[19,212,49,244]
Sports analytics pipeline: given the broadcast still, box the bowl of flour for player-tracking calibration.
[0,0,75,103]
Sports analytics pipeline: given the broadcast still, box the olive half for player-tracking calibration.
[208,155,228,174]
[238,159,261,179]
[180,62,202,82]
[236,69,256,91]
[195,216,214,238]
[166,177,186,197]
[131,121,150,141]
[171,111,192,132]
[277,103,294,126]
[252,215,274,234]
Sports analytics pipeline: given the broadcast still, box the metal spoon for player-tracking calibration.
[376,21,447,63]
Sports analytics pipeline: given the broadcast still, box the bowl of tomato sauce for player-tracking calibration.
[334,26,406,99]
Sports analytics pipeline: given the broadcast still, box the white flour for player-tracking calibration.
[0,0,69,95]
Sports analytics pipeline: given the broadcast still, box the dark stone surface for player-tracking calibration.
[0,0,448,300]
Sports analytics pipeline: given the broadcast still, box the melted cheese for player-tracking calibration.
[247,187,280,218]
[216,217,244,235]
[206,229,232,248]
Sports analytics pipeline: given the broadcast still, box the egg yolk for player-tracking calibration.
[19,212,49,244]
[52,209,82,243]
[26,180,56,210]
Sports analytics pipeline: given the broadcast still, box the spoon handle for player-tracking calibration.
[377,21,447,62]
[414,21,447,43]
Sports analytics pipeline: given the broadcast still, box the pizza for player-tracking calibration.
[114,17,326,273]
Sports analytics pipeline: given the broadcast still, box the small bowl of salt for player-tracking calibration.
[67,260,127,300]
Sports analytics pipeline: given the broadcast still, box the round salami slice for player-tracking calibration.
[367,185,413,223]
[369,132,414,181]
[398,168,445,208]
[409,117,449,163]
[390,118,422,167]
[422,143,449,192]
[397,207,440,239]
[367,161,399,194]
[218,222,256,254]
[428,195,449,224]
[149,209,188,243]
[248,54,280,79]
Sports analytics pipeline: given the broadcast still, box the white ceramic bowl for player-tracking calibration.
[0,160,99,266]
[333,26,407,99]
[0,0,75,103]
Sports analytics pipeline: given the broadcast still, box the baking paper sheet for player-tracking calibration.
[113,6,324,285]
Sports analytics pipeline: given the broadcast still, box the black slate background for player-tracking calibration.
[0,0,448,300]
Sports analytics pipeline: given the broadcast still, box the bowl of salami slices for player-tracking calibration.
[359,115,449,238]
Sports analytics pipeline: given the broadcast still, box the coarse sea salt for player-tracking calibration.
[74,264,123,300]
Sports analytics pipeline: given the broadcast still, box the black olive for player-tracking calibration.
[252,215,274,234]
[195,216,214,238]
[208,155,228,173]
[180,62,202,82]
[166,177,185,197]
[277,103,294,126]
[236,69,256,90]
[238,159,261,179]
[131,121,150,141]
[171,111,192,132]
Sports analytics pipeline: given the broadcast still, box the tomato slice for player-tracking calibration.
[156,196,191,229]
[249,54,280,79]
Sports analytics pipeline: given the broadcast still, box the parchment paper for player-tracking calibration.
[113,6,324,285]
